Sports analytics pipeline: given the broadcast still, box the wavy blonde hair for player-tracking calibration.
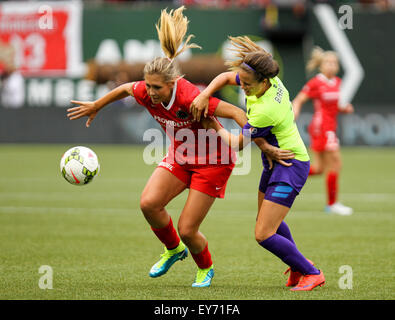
[144,6,201,82]
[306,46,338,73]
[226,35,279,82]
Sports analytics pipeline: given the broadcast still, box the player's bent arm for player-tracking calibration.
[191,72,238,121]
[199,72,239,98]
[292,92,309,120]
[253,137,294,167]
[213,100,248,128]
[212,101,282,152]
[217,128,248,151]
[202,117,248,151]
[338,103,354,114]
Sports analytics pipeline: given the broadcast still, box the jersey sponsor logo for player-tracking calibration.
[322,91,340,101]
[153,115,192,128]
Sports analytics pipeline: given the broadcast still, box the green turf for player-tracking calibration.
[0,144,394,300]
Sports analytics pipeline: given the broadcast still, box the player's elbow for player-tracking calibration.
[230,107,248,128]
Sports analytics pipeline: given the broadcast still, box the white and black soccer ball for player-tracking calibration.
[60,146,100,186]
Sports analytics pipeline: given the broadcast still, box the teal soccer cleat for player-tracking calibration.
[149,242,188,278]
[192,265,214,287]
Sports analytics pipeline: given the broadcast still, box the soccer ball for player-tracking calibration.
[60,146,100,186]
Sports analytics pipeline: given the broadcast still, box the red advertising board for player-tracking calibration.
[0,1,83,76]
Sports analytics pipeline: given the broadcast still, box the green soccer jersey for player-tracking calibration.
[243,76,309,162]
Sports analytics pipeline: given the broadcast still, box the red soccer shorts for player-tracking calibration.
[158,154,235,198]
[309,129,339,152]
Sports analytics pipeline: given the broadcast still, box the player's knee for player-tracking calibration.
[178,225,196,243]
[315,166,324,175]
[328,161,341,173]
[255,230,274,244]
[140,195,161,214]
[334,160,342,172]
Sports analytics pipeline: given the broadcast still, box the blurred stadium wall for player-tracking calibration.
[0,1,394,146]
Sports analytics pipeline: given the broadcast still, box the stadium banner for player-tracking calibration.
[1,4,393,107]
[21,77,110,108]
[1,106,395,146]
[0,0,84,76]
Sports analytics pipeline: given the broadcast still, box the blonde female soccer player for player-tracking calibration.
[292,47,354,215]
[67,8,289,288]
[192,36,325,291]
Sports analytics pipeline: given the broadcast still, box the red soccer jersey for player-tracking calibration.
[131,78,235,166]
[301,73,341,133]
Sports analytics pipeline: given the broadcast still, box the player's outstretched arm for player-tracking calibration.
[67,82,135,127]
[191,72,238,121]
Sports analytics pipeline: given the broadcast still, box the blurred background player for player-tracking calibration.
[67,7,289,288]
[292,47,354,216]
[194,36,325,291]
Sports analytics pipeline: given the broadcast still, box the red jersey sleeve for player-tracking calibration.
[301,77,320,99]
[206,97,221,117]
[131,81,150,107]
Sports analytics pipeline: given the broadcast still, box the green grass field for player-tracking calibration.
[0,144,394,300]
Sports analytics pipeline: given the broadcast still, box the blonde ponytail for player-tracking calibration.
[156,6,201,60]
[306,46,338,73]
[306,46,325,73]
[144,6,201,82]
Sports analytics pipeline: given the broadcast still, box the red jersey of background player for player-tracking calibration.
[132,77,235,166]
[301,73,341,135]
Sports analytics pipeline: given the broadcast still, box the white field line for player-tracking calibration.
[0,206,354,216]
[0,192,393,201]
[0,177,147,183]
[0,205,391,216]
[0,206,136,215]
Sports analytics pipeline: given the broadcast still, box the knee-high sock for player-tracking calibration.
[326,171,338,205]
[191,243,212,269]
[151,217,180,250]
[276,221,295,244]
[259,234,320,275]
